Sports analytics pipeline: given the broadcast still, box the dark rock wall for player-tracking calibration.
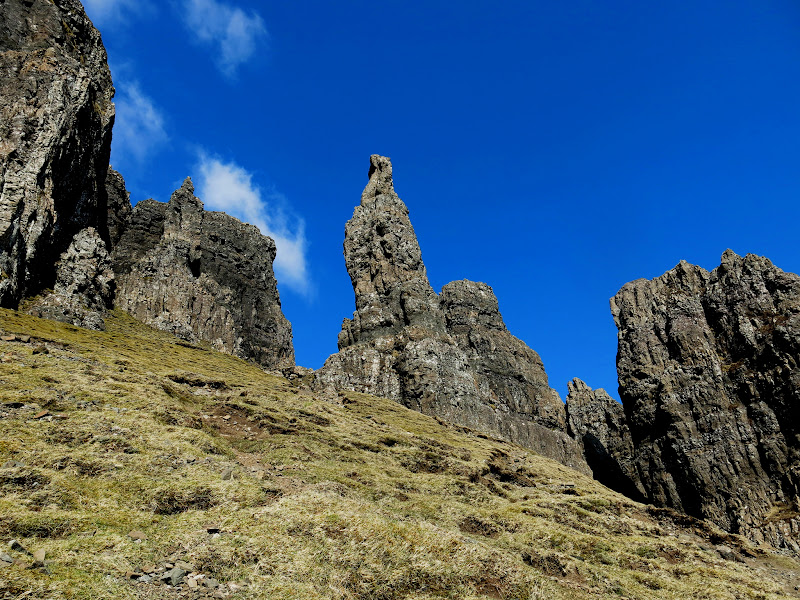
[611,250,800,551]
[112,179,294,369]
[565,378,645,502]
[0,0,115,306]
[317,155,588,474]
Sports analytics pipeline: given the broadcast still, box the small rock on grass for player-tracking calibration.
[32,549,45,566]
[161,567,186,586]
[128,530,147,541]
[9,540,30,555]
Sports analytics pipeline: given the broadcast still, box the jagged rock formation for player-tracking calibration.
[112,178,294,369]
[316,155,588,473]
[611,250,800,551]
[0,0,115,307]
[105,167,131,248]
[24,226,114,330]
[565,378,644,501]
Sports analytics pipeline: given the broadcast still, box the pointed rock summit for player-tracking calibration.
[317,155,588,473]
[112,178,294,369]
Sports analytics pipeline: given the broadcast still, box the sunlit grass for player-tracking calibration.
[0,308,798,599]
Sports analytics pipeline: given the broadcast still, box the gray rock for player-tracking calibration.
[105,167,132,248]
[112,178,294,369]
[565,378,645,501]
[611,250,800,551]
[316,156,588,473]
[24,227,114,330]
[162,567,187,586]
[0,0,115,308]
[203,577,220,589]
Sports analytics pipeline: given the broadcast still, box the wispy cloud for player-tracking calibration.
[182,0,267,77]
[195,155,310,295]
[82,0,153,26]
[111,82,169,168]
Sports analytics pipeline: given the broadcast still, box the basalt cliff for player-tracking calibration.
[0,0,293,368]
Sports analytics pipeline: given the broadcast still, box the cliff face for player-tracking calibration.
[0,0,115,311]
[316,155,588,473]
[113,179,294,367]
[565,378,644,502]
[611,250,800,551]
[112,178,294,369]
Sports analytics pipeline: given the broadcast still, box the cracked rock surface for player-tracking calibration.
[0,0,115,307]
[611,250,800,551]
[112,178,294,369]
[316,155,588,474]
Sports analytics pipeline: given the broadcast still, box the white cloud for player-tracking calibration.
[182,0,267,76]
[82,0,152,26]
[111,82,169,167]
[195,155,310,295]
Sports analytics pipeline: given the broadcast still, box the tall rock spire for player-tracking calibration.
[317,155,589,474]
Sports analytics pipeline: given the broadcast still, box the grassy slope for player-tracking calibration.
[0,309,798,600]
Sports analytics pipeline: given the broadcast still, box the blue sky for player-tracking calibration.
[84,0,800,401]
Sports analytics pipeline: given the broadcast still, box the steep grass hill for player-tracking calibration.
[0,309,798,599]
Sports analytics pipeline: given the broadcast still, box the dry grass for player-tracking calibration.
[0,308,798,599]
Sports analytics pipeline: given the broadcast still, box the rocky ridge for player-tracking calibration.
[608,250,800,551]
[316,155,588,473]
[112,177,294,369]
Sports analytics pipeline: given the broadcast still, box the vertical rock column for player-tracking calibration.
[316,155,589,474]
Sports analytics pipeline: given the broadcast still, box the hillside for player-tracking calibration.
[1,309,799,599]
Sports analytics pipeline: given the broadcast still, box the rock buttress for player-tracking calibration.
[316,155,588,474]
[112,179,294,369]
[612,250,800,551]
[0,0,115,307]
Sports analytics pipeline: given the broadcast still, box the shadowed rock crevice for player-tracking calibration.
[316,155,588,474]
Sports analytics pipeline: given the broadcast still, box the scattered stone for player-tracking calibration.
[127,530,147,541]
[32,345,48,355]
[32,410,50,420]
[32,549,45,567]
[8,540,30,555]
[221,468,234,481]
[138,574,152,583]
[174,560,195,572]
[2,461,25,469]
[162,567,187,586]
[203,578,220,589]
[0,336,15,342]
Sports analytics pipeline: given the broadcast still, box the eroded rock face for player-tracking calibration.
[112,179,294,369]
[105,167,131,248]
[612,250,800,551]
[565,378,644,501]
[316,155,588,474]
[25,226,114,330]
[0,0,115,306]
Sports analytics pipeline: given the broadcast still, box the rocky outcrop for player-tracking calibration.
[24,226,114,330]
[316,155,588,474]
[565,378,644,501]
[105,167,131,248]
[112,178,294,369]
[611,250,800,551]
[1,0,115,307]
